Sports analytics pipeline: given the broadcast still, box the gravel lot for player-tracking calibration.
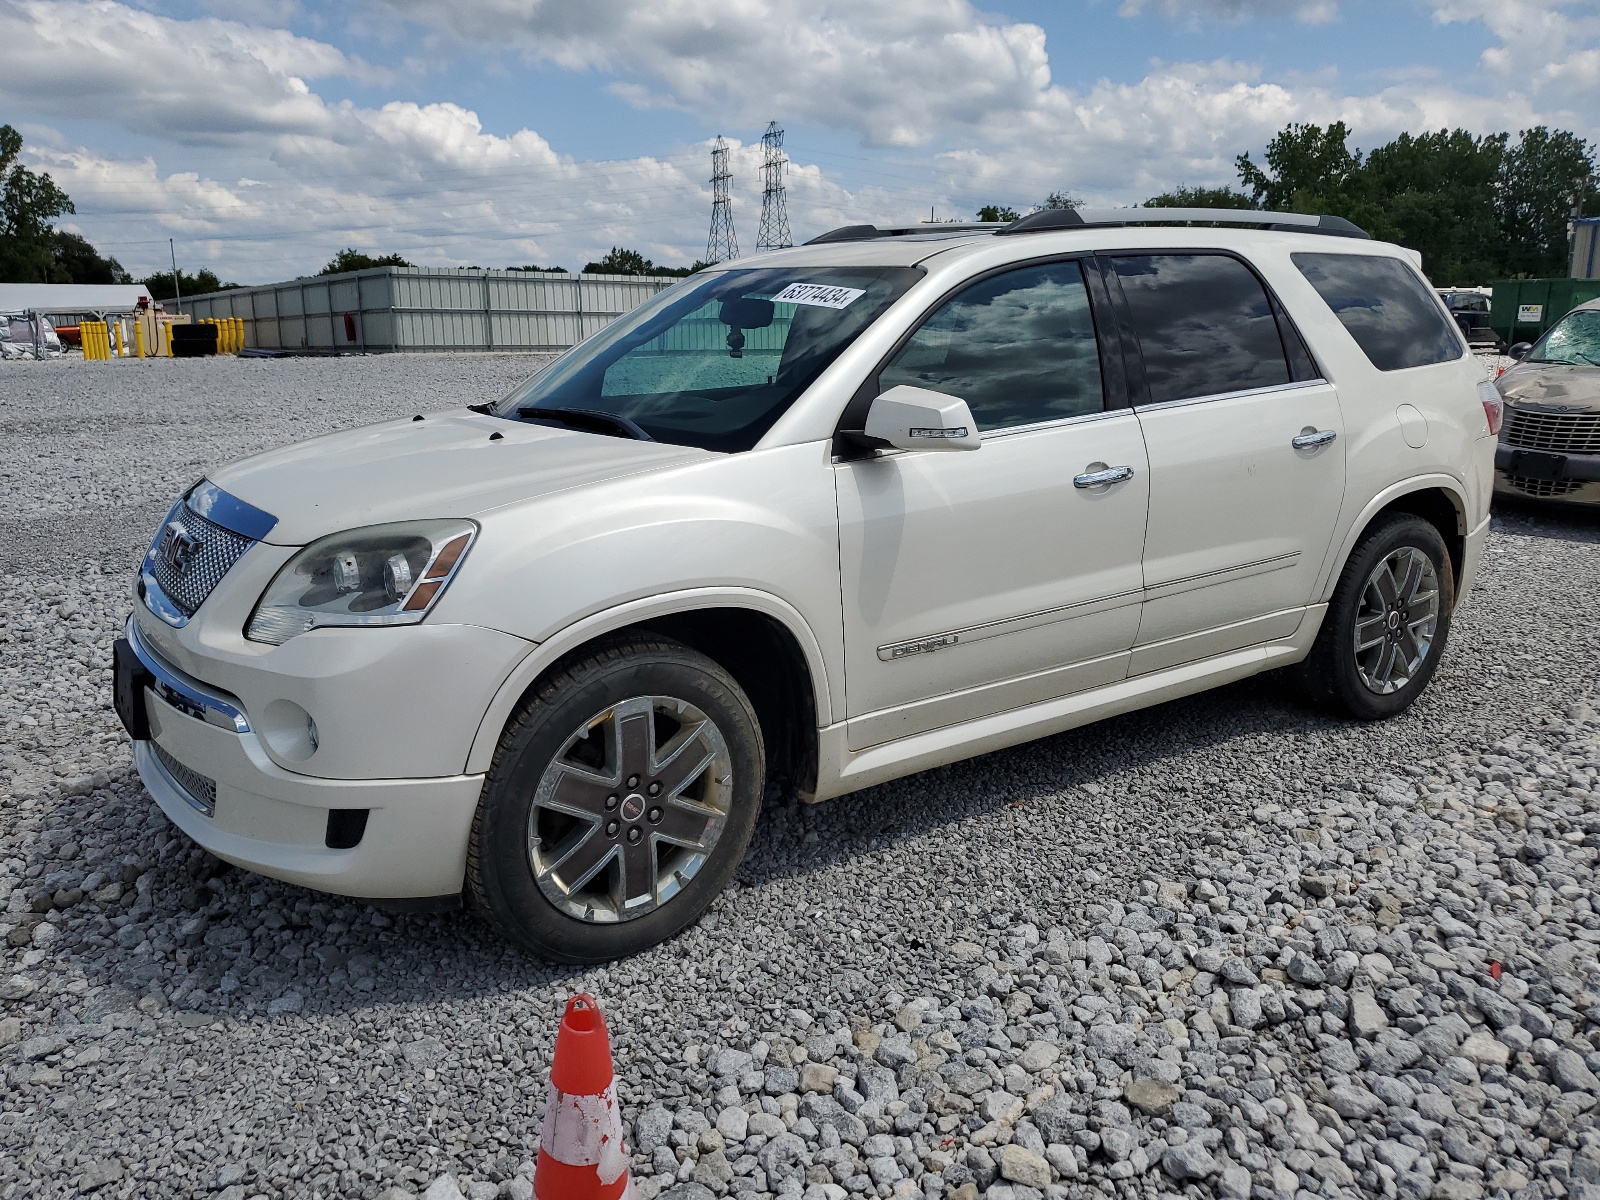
[2,355,1600,1200]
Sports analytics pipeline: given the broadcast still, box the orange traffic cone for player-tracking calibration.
[535,995,636,1200]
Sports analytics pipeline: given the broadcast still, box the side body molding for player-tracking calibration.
[464,587,834,775]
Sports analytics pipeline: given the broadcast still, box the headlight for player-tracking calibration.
[246,520,477,645]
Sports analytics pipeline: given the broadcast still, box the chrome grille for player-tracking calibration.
[153,744,216,816]
[1502,409,1600,454]
[1505,474,1585,499]
[145,501,254,618]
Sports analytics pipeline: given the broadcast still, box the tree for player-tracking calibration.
[507,264,568,273]
[1360,129,1506,285]
[141,268,238,300]
[49,231,130,284]
[0,123,76,282]
[1497,127,1599,278]
[584,247,656,275]
[321,248,413,274]
[976,205,1019,222]
[1144,185,1256,209]
[1038,190,1081,211]
[1235,122,1366,215]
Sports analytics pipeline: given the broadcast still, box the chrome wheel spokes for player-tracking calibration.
[528,695,732,923]
[1353,546,1439,695]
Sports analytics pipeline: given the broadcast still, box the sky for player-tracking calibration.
[2,0,1597,284]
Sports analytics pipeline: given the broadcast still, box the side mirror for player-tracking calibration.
[1508,342,1532,361]
[864,385,981,452]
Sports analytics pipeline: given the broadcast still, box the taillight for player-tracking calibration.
[1477,380,1503,435]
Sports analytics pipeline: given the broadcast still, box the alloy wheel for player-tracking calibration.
[1352,546,1440,695]
[527,695,733,923]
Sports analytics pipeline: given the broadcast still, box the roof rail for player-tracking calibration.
[805,222,1004,245]
[997,207,1369,239]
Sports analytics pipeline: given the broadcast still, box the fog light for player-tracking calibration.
[260,699,319,762]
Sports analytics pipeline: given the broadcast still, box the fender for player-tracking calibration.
[1314,472,1470,601]
[463,586,835,775]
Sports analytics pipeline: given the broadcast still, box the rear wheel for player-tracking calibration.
[1295,513,1455,720]
[467,635,763,962]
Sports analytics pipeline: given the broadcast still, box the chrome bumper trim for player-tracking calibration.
[126,618,251,734]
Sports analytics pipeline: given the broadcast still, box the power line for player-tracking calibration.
[705,135,738,264]
[756,121,792,252]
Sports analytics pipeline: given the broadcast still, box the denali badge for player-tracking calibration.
[888,634,960,658]
[909,426,970,439]
[158,521,199,574]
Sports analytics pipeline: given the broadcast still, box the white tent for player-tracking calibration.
[0,283,155,317]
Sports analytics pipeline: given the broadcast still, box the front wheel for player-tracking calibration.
[467,635,763,962]
[1294,513,1455,721]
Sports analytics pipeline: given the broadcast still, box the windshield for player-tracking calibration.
[497,265,923,451]
[1444,293,1489,313]
[1530,310,1600,366]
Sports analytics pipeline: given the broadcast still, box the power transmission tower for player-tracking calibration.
[756,121,792,252]
[706,136,738,264]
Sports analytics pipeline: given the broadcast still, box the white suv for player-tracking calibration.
[116,209,1499,960]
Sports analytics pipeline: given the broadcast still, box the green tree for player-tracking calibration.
[1038,190,1081,211]
[1144,185,1256,209]
[141,268,238,300]
[976,205,1020,222]
[507,264,568,273]
[1235,121,1366,215]
[584,247,656,275]
[1496,127,1599,278]
[1360,129,1505,284]
[0,123,76,282]
[48,230,130,284]
[321,247,413,274]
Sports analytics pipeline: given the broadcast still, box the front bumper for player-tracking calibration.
[123,615,514,899]
[1494,441,1600,506]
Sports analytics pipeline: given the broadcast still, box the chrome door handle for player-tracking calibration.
[1073,465,1135,489]
[1292,428,1338,450]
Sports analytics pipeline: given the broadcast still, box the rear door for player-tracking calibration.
[834,257,1149,748]
[1106,251,1346,673]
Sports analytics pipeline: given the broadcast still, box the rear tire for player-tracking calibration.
[1294,513,1455,721]
[467,634,763,962]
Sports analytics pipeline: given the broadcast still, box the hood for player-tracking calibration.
[208,409,713,545]
[1496,362,1600,412]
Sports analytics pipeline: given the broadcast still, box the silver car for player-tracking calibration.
[1495,298,1600,506]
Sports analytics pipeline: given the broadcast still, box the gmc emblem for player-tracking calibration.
[158,521,199,574]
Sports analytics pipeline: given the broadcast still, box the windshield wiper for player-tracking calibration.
[516,406,654,442]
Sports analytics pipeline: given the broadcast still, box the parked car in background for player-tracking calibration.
[116,207,1496,961]
[1438,288,1503,352]
[1493,297,1600,505]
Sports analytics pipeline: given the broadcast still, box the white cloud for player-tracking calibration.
[3,0,1596,282]
[1118,0,1339,25]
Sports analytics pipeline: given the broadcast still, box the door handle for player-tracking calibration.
[1073,464,1135,489]
[1292,428,1338,450]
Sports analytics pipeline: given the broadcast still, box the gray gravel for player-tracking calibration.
[2,355,1600,1200]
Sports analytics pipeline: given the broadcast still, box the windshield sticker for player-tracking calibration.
[772,283,866,310]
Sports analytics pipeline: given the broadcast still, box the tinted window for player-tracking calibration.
[878,260,1104,431]
[1293,252,1463,371]
[499,266,921,452]
[1112,254,1291,405]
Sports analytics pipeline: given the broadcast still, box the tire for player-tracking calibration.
[1294,513,1456,721]
[467,634,764,962]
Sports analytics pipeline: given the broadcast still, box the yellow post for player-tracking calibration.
[163,321,173,357]
[111,321,123,357]
[234,317,244,353]
[133,318,146,359]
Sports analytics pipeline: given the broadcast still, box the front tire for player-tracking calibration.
[1295,513,1455,721]
[467,634,763,962]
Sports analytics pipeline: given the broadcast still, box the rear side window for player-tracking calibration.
[879,260,1105,431]
[1293,252,1463,371]
[1111,254,1291,405]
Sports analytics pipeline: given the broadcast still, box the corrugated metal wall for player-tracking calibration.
[178,267,682,353]
[1574,218,1600,281]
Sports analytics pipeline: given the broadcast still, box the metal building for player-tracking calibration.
[1574,217,1600,281]
[176,267,684,353]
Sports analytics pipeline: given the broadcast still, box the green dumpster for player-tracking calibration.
[1490,278,1600,346]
